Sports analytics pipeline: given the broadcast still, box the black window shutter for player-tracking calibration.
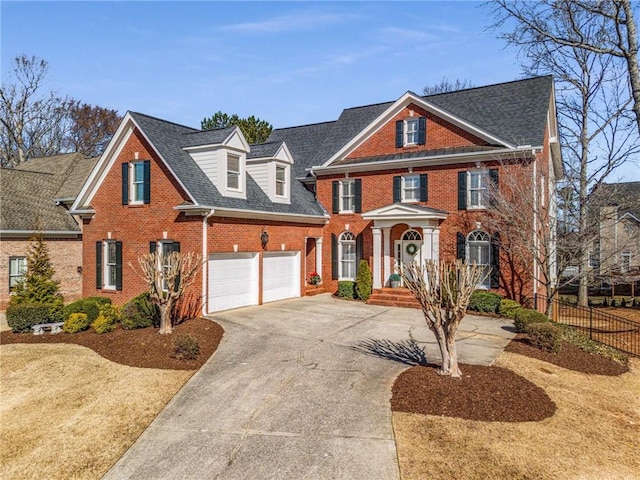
[115,241,123,291]
[121,163,129,205]
[489,168,499,207]
[456,233,466,260]
[96,241,102,289]
[172,241,181,253]
[331,233,338,280]
[419,174,428,202]
[458,171,467,210]
[150,241,157,254]
[354,179,362,213]
[356,233,363,273]
[332,181,339,214]
[491,233,500,289]
[143,160,151,204]
[395,120,403,148]
[393,176,402,203]
[418,117,426,145]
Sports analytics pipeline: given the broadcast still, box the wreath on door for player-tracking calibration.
[405,243,419,255]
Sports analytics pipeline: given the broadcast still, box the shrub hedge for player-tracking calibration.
[63,313,90,334]
[499,299,523,319]
[337,281,355,299]
[355,260,373,301]
[121,292,159,330]
[62,299,103,324]
[172,334,200,360]
[526,322,562,353]
[468,291,502,313]
[514,308,549,333]
[6,304,50,333]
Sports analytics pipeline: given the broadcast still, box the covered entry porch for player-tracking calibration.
[362,203,448,289]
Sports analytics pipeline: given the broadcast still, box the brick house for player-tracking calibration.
[71,75,561,313]
[0,153,98,308]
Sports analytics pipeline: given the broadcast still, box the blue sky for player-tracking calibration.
[2,1,638,180]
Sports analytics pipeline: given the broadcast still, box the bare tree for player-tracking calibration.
[423,77,475,95]
[490,0,640,137]
[64,102,121,157]
[400,260,486,378]
[0,55,72,167]
[131,251,202,334]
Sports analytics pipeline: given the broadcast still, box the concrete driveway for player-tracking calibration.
[104,294,515,480]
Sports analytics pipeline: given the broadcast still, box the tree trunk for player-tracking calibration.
[433,323,462,378]
[159,303,173,335]
[621,0,640,137]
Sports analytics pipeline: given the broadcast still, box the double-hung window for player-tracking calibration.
[131,162,145,203]
[402,175,420,202]
[468,170,489,209]
[275,166,286,197]
[157,241,180,291]
[621,252,631,273]
[341,180,355,212]
[227,155,240,190]
[96,240,122,290]
[588,253,600,270]
[405,119,419,145]
[122,160,150,205]
[396,117,426,147]
[467,231,491,289]
[9,257,26,291]
[105,241,118,289]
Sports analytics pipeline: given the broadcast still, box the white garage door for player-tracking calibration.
[262,252,300,303]
[208,253,258,313]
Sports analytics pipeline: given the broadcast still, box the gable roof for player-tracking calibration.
[269,76,554,171]
[2,153,97,233]
[593,181,640,220]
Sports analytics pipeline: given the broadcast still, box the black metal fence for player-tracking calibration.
[533,294,640,357]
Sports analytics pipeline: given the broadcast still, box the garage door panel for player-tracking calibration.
[208,253,258,313]
[263,252,300,303]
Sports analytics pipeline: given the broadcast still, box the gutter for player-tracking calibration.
[0,230,81,238]
[174,204,329,224]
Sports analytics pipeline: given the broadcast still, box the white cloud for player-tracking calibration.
[218,11,358,34]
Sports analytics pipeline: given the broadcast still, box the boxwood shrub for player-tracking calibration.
[62,298,103,324]
[499,299,523,319]
[355,260,373,301]
[121,292,159,330]
[514,308,549,333]
[337,281,356,299]
[468,291,502,313]
[6,304,50,333]
[526,322,562,353]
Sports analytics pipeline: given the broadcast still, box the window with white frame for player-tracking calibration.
[402,175,420,202]
[340,179,355,213]
[275,165,286,197]
[227,155,241,190]
[104,241,118,289]
[339,231,356,280]
[9,256,26,291]
[130,161,146,203]
[589,253,600,269]
[158,241,179,291]
[468,170,489,208]
[467,230,491,289]
[621,251,631,273]
[405,118,419,145]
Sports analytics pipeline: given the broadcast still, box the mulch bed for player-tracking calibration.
[392,363,557,422]
[505,334,629,376]
[392,335,629,422]
[0,318,224,370]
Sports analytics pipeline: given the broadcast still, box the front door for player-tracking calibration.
[395,230,422,284]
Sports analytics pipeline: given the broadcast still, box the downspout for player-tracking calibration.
[532,150,538,300]
[202,209,215,316]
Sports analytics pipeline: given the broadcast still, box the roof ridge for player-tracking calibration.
[185,125,237,135]
[129,111,198,132]
[273,120,337,131]
[423,75,553,99]
[0,167,55,177]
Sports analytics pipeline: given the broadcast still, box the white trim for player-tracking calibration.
[467,169,489,209]
[313,146,536,176]
[321,91,515,168]
[338,178,356,213]
[174,205,329,224]
[400,174,420,203]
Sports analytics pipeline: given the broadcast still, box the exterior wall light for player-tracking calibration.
[261,228,269,250]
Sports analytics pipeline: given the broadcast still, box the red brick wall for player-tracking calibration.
[82,129,202,306]
[348,103,489,160]
[316,159,538,299]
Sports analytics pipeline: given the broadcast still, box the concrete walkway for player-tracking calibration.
[104,294,515,480]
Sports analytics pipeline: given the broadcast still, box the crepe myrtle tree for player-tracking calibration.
[400,260,487,378]
[131,251,202,334]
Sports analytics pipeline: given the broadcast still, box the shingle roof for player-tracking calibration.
[181,126,237,148]
[2,153,97,232]
[247,141,284,159]
[269,76,553,170]
[129,112,326,217]
[594,182,640,220]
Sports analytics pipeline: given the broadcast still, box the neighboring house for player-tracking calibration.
[589,182,640,285]
[0,153,98,308]
[71,75,561,313]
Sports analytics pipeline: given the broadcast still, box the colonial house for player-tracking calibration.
[0,153,98,308]
[71,75,561,314]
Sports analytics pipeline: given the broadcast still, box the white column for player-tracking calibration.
[382,227,391,287]
[315,237,323,283]
[432,227,440,262]
[421,226,434,261]
[372,226,382,289]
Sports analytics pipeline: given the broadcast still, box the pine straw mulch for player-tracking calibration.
[0,317,224,370]
[392,335,629,422]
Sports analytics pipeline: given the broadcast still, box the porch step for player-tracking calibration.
[305,285,327,296]
[367,288,420,309]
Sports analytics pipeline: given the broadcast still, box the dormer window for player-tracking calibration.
[275,165,286,196]
[227,155,240,190]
